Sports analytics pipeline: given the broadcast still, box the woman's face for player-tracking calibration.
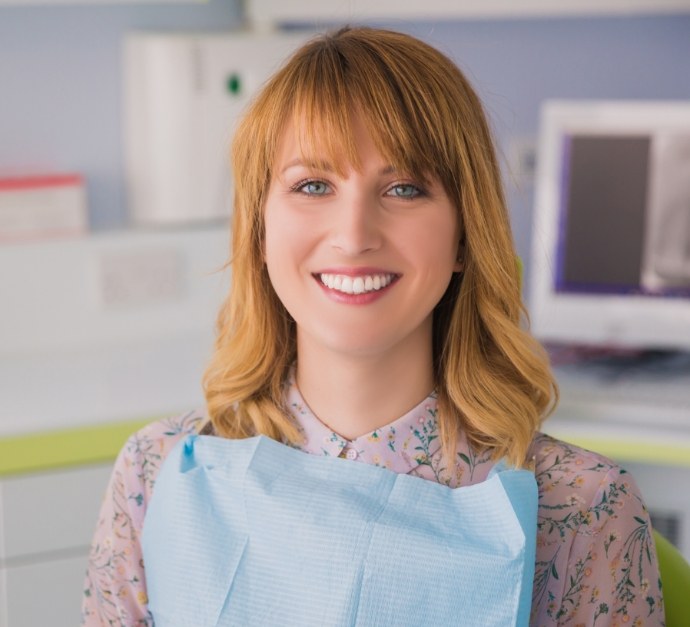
[263,115,462,362]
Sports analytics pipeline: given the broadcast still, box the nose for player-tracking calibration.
[330,192,382,256]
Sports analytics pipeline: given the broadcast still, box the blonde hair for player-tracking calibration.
[203,26,558,468]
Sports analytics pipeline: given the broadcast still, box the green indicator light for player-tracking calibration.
[227,73,242,96]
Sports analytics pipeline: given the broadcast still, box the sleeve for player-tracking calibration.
[81,434,155,626]
[558,466,665,626]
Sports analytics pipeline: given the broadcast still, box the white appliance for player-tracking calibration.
[529,100,690,351]
[124,31,310,226]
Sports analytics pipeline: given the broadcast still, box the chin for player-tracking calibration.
[305,323,422,361]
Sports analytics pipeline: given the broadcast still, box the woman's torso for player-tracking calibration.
[82,404,663,626]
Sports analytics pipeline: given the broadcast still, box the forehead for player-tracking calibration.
[271,106,436,184]
[273,113,387,175]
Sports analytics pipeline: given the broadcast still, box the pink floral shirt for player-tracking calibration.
[82,384,664,626]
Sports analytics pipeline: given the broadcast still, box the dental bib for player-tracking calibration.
[142,435,537,626]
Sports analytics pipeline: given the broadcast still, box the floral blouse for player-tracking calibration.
[82,383,664,626]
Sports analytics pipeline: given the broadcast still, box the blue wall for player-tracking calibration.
[1,6,688,273]
[0,0,242,229]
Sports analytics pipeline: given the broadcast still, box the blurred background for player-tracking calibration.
[0,2,689,625]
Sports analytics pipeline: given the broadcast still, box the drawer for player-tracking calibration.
[0,552,88,627]
[0,464,112,561]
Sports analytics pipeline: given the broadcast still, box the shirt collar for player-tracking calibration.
[285,375,441,475]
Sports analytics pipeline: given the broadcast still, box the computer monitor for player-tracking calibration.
[529,100,690,351]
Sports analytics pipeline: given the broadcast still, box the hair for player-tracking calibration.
[203,26,558,468]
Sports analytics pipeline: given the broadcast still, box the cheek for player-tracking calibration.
[263,205,317,306]
[264,217,290,288]
[264,235,295,313]
[402,211,460,266]
[263,200,292,264]
[265,213,301,268]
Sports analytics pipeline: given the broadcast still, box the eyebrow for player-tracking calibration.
[280,158,397,176]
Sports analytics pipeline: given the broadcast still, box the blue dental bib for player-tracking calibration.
[143,435,537,626]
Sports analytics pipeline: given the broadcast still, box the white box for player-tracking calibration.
[0,175,88,241]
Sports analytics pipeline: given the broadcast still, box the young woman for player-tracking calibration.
[82,27,664,626]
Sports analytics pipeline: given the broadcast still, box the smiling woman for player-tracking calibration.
[82,26,664,627]
[263,114,462,434]
[207,26,550,469]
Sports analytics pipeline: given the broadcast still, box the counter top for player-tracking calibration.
[0,417,151,477]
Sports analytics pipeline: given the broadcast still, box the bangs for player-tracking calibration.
[279,31,462,190]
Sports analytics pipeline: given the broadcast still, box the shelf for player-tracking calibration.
[542,359,690,467]
[542,418,690,468]
[246,0,690,24]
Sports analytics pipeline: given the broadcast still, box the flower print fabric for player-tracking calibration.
[82,385,664,626]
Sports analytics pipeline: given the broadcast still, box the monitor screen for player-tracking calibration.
[529,101,690,350]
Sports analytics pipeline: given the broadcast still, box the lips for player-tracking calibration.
[318,272,396,295]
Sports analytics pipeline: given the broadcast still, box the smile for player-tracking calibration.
[318,273,397,295]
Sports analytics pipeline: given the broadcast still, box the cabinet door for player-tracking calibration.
[0,464,112,561]
[0,463,113,627]
[1,554,89,627]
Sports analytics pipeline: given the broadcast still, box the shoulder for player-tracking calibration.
[529,432,643,534]
[530,431,632,514]
[530,433,627,490]
[114,409,208,502]
[126,409,207,447]
[530,430,618,472]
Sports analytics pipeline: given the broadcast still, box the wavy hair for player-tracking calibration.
[203,26,558,468]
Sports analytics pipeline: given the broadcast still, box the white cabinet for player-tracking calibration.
[0,464,112,627]
[0,226,228,437]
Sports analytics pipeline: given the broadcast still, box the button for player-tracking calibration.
[345,448,358,460]
[226,73,242,96]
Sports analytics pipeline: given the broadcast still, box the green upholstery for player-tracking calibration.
[654,529,690,625]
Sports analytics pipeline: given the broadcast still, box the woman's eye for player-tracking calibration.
[294,180,331,196]
[387,184,422,199]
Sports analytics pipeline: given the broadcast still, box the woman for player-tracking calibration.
[83,27,663,626]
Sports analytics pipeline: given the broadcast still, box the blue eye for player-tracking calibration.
[387,184,421,199]
[294,180,331,196]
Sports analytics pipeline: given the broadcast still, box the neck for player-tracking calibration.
[295,334,435,441]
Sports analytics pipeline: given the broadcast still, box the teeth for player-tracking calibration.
[319,273,395,294]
